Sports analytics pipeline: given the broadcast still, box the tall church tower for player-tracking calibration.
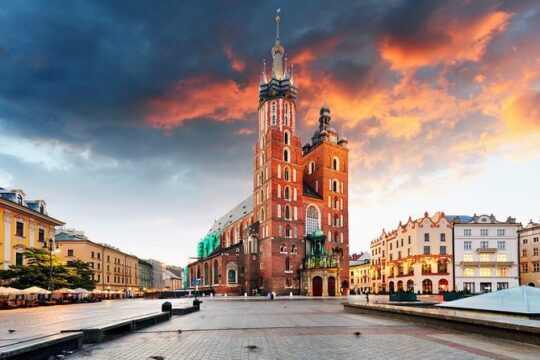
[253,11,305,294]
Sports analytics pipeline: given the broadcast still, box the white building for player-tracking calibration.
[453,214,520,293]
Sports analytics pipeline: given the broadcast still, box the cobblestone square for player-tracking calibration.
[65,298,540,360]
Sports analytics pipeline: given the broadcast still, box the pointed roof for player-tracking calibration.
[436,286,540,315]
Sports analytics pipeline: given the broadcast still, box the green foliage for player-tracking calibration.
[0,248,97,290]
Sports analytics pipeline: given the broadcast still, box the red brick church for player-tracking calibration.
[187,13,349,296]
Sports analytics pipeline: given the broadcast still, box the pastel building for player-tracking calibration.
[518,220,540,287]
[453,214,520,293]
[0,187,64,269]
[349,252,371,294]
[370,212,453,294]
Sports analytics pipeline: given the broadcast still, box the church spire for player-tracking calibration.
[271,9,285,80]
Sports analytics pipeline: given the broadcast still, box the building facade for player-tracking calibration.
[518,220,540,287]
[350,252,371,294]
[453,214,520,293]
[187,13,350,296]
[55,229,140,294]
[1,187,64,270]
[138,259,154,291]
[370,212,454,294]
[146,259,166,291]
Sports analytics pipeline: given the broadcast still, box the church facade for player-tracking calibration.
[187,14,350,296]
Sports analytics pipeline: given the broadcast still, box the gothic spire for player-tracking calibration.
[271,9,285,80]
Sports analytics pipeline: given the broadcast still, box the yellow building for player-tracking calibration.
[1,188,64,270]
[349,253,371,294]
[55,229,140,295]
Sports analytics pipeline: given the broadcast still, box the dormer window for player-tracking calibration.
[39,204,44,214]
[17,194,23,205]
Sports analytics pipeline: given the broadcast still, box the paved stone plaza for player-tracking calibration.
[0,298,191,347]
[63,298,540,360]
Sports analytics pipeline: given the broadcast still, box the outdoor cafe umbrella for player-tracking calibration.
[0,287,23,296]
[73,288,91,294]
[91,289,104,294]
[53,288,76,294]
[22,286,51,295]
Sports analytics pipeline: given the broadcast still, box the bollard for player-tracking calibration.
[162,301,172,315]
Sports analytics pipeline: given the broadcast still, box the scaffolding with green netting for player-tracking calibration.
[196,231,221,259]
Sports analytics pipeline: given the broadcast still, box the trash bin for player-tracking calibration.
[162,301,172,313]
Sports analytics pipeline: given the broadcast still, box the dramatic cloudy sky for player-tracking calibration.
[1,1,539,265]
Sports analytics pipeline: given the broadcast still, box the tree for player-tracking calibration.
[0,248,96,290]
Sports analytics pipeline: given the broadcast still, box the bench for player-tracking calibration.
[132,312,170,331]
[171,306,198,316]
[0,332,83,360]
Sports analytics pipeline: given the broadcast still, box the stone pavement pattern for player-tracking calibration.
[67,298,540,360]
[0,298,190,347]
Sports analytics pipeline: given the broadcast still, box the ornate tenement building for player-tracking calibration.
[370,212,454,294]
[0,187,64,270]
[187,14,349,296]
[518,220,540,287]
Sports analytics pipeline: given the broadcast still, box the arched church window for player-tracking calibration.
[284,103,289,126]
[284,205,291,220]
[333,157,339,171]
[285,258,291,272]
[284,131,290,145]
[213,260,219,284]
[334,231,339,243]
[204,263,209,285]
[332,180,339,192]
[260,207,266,222]
[280,243,287,253]
[334,196,339,209]
[291,244,297,254]
[283,148,289,162]
[309,161,315,175]
[305,205,320,235]
[284,167,290,181]
[272,102,276,125]
[284,186,290,200]
[285,225,291,238]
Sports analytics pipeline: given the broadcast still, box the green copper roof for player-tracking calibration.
[313,228,324,237]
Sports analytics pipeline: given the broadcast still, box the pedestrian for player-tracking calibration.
[365,292,369,304]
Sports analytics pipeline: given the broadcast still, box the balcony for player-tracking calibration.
[476,248,497,253]
[421,271,450,276]
[460,261,514,267]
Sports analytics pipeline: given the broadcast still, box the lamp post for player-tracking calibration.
[42,238,57,292]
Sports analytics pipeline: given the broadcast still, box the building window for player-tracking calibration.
[305,205,319,235]
[15,252,23,266]
[17,194,23,205]
[291,244,297,255]
[497,241,506,251]
[284,167,290,181]
[522,263,528,272]
[284,205,291,220]
[523,238,528,244]
[67,249,74,257]
[283,148,290,162]
[481,229,488,237]
[408,236,411,244]
[533,248,539,256]
[497,282,509,290]
[496,254,507,262]
[284,186,291,200]
[16,222,24,237]
[280,243,287,254]
[535,237,539,243]
[497,229,505,237]
[285,258,291,272]
[464,241,472,251]
[440,233,446,242]
[332,157,339,171]
[91,251,95,258]
[424,233,429,242]
[480,268,491,276]
[284,131,290,145]
[522,249,527,257]
[440,246,446,255]
[309,161,315,175]
[284,103,289,126]
[480,254,490,262]
[423,246,430,255]
[464,268,474,277]
[271,102,276,125]
[463,254,473,261]
[464,229,471,236]
[496,268,508,277]
[228,269,237,284]
[463,282,475,293]
[533,263,540,272]
[285,226,292,238]
[480,241,489,249]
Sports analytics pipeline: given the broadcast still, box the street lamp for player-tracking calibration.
[42,238,58,292]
